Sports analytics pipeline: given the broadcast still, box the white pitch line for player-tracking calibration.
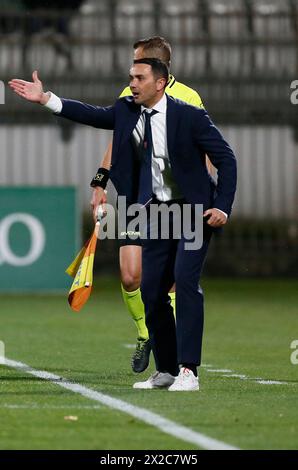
[205,368,290,386]
[256,380,289,385]
[222,374,247,379]
[4,358,238,451]
[1,404,102,410]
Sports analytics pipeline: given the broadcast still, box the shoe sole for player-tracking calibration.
[133,384,172,390]
[168,386,199,391]
[133,385,154,389]
[131,347,151,373]
[132,364,150,373]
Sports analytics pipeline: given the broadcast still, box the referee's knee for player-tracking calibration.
[121,272,140,292]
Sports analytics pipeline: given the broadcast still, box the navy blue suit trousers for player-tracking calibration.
[140,203,212,376]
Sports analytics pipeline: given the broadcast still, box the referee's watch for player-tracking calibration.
[90,167,110,189]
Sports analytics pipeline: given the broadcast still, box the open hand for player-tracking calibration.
[9,71,48,104]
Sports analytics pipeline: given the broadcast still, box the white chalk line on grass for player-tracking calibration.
[0,404,102,410]
[4,358,238,451]
[205,368,290,385]
[122,345,291,385]
[222,374,247,379]
[255,380,288,385]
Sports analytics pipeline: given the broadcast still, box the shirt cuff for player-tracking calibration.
[215,208,228,219]
[43,92,62,114]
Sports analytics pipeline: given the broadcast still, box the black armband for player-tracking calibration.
[90,167,110,189]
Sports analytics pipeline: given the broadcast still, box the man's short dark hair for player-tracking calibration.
[133,36,171,68]
[133,58,169,85]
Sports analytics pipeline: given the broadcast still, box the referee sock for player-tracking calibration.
[169,291,176,319]
[121,285,149,340]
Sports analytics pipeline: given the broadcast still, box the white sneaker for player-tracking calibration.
[168,368,199,391]
[133,371,175,389]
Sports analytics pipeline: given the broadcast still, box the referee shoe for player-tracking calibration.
[131,337,151,373]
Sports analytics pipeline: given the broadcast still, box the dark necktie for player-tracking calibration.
[137,109,158,206]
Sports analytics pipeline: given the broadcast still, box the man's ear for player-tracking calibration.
[156,77,167,92]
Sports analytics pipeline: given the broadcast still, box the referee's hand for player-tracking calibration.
[90,187,107,223]
[203,208,227,227]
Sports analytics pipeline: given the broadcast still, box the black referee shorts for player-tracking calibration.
[118,214,142,247]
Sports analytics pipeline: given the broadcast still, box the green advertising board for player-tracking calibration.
[0,187,80,291]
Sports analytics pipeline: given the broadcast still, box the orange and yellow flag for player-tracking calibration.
[66,222,100,312]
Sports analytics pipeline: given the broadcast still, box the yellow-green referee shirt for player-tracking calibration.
[119,74,204,108]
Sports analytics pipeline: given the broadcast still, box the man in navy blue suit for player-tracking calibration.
[9,60,237,391]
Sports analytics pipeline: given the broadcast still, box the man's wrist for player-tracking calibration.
[40,91,50,105]
[43,92,63,113]
[90,167,110,189]
[215,208,228,219]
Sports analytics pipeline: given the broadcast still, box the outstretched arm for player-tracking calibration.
[9,70,115,129]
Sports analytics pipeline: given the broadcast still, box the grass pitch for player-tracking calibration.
[0,278,297,450]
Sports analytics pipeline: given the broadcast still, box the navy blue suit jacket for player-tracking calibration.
[59,94,237,215]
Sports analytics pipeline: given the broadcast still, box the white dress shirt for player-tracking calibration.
[45,91,62,113]
[134,93,182,202]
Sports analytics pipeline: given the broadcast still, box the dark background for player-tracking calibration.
[1,0,297,276]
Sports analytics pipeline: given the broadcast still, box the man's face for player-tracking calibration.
[129,63,164,107]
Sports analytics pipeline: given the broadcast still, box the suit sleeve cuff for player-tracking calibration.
[43,92,62,113]
[215,208,228,219]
